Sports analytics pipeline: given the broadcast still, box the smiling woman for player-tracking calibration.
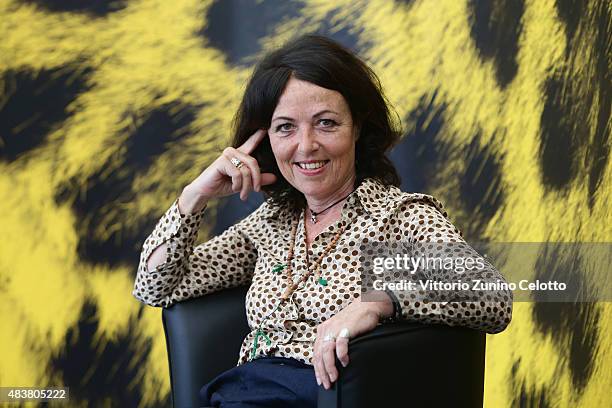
[231,34,402,212]
[132,34,512,408]
[269,78,357,220]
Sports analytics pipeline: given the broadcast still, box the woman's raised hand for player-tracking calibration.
[179,129,276,214]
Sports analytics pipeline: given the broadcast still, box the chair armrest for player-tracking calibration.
[317,321,486,408]
[162,285,250,408]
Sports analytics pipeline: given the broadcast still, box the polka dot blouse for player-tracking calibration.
[132,178,513,366]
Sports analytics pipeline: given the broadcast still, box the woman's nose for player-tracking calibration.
[296,127,319,153]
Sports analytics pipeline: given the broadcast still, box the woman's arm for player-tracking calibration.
[134,129,276,308]
[132,189,259,308]
[144,185,209,272]
[392,197,513,334]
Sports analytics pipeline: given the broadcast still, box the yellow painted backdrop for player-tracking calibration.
[0,0,610,406]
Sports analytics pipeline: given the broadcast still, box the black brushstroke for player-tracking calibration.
[555,0,585,42]
[509,358,551,408]
[199,0,305,66]
[0,67,92,162]
[538,75,581,190]
[48,300,156,406]
[18,0,128,16]
[54,102,197,269]
[390,91,450,193]
[515,383,551,408]
[313,8,369,54]
[586,0,611,208]
[459,133,505,238]
[532,244,600,392]
[468,0,524,87]
[540,1,610,205]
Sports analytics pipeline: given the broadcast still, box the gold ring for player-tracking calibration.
[230,157,244,169]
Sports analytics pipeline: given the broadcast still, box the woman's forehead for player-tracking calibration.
[273,78,349,117]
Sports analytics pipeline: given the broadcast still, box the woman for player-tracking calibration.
[133,34,513,407]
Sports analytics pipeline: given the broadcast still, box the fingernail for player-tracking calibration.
[341,360,348,367]
[316,378,321,386]
[330,373,336,382]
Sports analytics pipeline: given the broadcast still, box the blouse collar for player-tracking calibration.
[259,177,448,221]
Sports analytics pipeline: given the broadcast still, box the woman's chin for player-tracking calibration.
[296,183,334,201]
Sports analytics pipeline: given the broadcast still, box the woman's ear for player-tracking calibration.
[354,124,361,141]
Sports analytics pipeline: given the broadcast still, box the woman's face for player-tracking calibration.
[268,77,357,202]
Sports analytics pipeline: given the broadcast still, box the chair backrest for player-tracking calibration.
[162,285,250,408]
[318,321,487,407]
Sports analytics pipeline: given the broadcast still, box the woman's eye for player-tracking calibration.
[318,119,337,127]
[276,123,294,132]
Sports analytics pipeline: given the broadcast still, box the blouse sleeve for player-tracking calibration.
[388,196,513,334]
[132,198,258,308]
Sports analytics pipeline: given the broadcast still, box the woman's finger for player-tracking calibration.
[238,164,252,201]
[237,128,267,155]
[261,172,277,187]
[222,148,252,198]
[335,337,350,368]
[231,150,262,192]
[313,341,327,388]
[219,153,243,194]
[321,339,338,388]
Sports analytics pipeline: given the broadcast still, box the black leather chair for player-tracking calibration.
[162,285,486,407]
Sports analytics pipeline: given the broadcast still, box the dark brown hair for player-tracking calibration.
[231,34,401,208]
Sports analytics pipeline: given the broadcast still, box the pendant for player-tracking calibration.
[311,212,318,224]
[250,328,272,360]
[272,263,286,274]
[318,277,328,286]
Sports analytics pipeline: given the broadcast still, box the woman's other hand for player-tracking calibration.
[313,294,393,390]
[179,129,277,214]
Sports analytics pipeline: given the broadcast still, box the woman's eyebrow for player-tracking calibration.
[271,110,339,123]
[271,115,294,123]
[313,109,338,117]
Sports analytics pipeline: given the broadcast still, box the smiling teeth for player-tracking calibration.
[298,161,326,169]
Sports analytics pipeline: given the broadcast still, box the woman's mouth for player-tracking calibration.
[294,160,329,175]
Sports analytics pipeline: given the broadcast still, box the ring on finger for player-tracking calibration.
[323,333,336,342]
[230,157,244,169]
[338,328,350,339]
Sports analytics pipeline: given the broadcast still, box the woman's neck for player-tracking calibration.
[303,176,356,230]
[304,175,356,214]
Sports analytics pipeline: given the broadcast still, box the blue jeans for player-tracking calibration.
[199,356,318,408]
